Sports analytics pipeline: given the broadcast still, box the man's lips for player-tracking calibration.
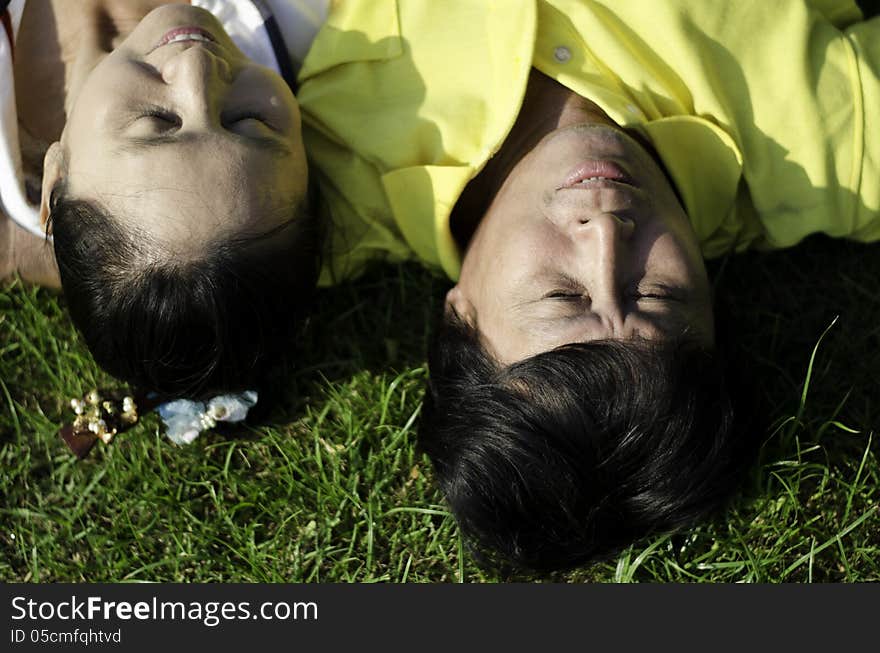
[558,160,636,189]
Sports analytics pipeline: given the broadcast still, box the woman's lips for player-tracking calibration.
[558,160,635,189]
[151,26,217,52]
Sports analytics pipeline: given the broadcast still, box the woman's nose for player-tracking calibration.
[161,46,233,120]
[162,44,234,83]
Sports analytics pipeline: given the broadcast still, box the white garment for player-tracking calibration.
[0,0,37,236]
[192,0,328,76]
[0,0,328,237]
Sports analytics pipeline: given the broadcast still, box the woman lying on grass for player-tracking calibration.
[296,0,880,572]
[0,0,322,403]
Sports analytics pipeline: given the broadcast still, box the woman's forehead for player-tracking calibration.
[64,146,303,248]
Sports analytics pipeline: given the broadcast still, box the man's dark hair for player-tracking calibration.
[48,185,320,399]
[419,311,758,573]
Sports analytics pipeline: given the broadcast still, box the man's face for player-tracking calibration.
[50,4,307,251]
[450,123,713,364]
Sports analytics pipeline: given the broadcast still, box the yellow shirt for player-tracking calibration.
[298,0,879,284]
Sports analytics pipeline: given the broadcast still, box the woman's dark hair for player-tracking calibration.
[419,310,759,573]
[48,185,320,399]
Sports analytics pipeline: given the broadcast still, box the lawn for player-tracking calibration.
[1,235,878,582]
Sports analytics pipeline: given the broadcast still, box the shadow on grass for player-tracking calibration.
[695,235,880,582]
[712,234,879,453]
[245,261,447,428]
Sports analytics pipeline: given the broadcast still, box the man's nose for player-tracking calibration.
[570,211,635,239]
[578,213,634,332]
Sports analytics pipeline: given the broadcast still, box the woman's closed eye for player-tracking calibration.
[125,108,275,138]
[127,107,181,136]
[222,110,277,134]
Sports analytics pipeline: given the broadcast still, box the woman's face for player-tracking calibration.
[44,4,307,251]
[450,123,714,364]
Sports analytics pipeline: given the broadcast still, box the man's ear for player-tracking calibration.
[39,142,64,228]
[445,285,476,326]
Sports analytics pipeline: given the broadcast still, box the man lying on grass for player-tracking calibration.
[297,0,880,571]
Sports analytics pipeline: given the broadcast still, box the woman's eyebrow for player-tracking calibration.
[116,132,291,157]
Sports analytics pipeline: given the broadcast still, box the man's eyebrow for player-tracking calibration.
[637,300,710,340]
[526,300,704,341]
[115,132,292,157]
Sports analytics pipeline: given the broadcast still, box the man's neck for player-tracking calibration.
[451,69,617,250]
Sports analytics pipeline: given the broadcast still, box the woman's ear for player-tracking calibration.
[39,142,64,228]
[445,285,477,326]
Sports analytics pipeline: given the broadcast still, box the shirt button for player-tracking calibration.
[554,46,571,63]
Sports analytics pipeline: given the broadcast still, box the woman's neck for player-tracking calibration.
[450,69,617,250]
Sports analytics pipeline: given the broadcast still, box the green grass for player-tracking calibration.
[1,235,878,582]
